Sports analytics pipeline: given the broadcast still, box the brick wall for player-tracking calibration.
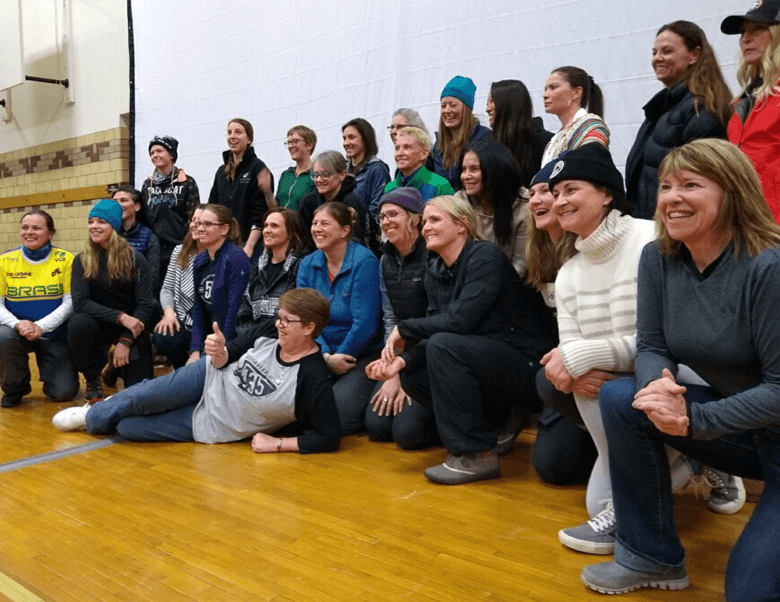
[0,127,129,254]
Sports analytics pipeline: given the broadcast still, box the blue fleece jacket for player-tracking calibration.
[296,241,381,358]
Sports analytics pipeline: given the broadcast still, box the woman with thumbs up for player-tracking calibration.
[53,288,341,453]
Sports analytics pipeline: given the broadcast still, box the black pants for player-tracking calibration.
[67,313,153,387]
[401,333,541,456]
[532,368,597,485]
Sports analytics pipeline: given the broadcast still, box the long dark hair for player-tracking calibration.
[551,66,604,117]
[490,79,541,186]
[459,139,523,247]
[657,21,732,125]
[263,207,308,255]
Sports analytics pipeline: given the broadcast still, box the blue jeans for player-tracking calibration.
[86,358,208,441]
[600,377,779,602]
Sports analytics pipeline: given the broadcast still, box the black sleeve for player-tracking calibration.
[251,161,272,229]
[224,318,278,364]
[293,354,341,454]
[132,251,155,328]
[71,254,123,324]
[147,234,162,293]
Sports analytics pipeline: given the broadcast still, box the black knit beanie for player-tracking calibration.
[548,143,624,201]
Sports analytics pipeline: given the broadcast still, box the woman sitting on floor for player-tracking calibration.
[53,288,341,454]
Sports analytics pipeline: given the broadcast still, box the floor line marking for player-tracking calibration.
[0,571,46,602]
[0,437,123,474]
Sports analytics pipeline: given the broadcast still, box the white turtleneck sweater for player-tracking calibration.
[555,209,656,379]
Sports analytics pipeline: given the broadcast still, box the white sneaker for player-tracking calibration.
[52,405,90,431]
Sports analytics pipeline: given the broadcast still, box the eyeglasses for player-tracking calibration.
[284,138,305,148]
[387,124,409,131]
[274,311,304,327]
[196,220,222,229]
[310,171,335,180]
[376,209,403,224]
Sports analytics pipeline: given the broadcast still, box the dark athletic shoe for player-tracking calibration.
[424,451,500,485]
[581,561,689,594]
[85,378,105,402]
[1,393,24,408]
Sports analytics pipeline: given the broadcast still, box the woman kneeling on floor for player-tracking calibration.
[53,288,341,454]
[581,139,780,598]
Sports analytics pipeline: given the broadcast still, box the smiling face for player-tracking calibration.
[552,180,612,239]
[422,204,465,255]
[657,169,723,248]
[311,207,349,253]
[460,151,483,198]
[149,144,174,173]
[227,121,251,157]
[20,214,53,251]
[88,217,114,248]
[440,97,465,130]
[113,190,140,224]
[342,126,366,163]
[286,132,312,163]
[312,161,346,200]
[262,211,291,254]
[543,73,581,118]
[378,202,416,249]
[740,21,773,66]
[394,132,428,176]
[486,94,495,127]
[275,306,314,350]
[195,209,229,249]
[189,208,204,243]
[529,182,561,235]
[389,114,410,143]
[652,30,700,88]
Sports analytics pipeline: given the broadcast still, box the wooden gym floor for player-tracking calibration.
[0,366,750,601]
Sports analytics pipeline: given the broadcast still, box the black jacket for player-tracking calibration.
[625,84,726,218]
[71,249,154,345]
[381,236,428,327]
[208,146,274,243]
[397,240,555,366]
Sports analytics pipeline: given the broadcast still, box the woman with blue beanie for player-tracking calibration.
[432,76,491,189]
[67,199,154,400]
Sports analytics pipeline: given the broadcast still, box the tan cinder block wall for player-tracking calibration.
[0,127,129,255]
[0,203,93,256]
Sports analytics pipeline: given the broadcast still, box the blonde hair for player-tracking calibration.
[437,102,479,168]
[525,214,578,292]
[656,138,780,257]
[397,126,433,151]
[425,195,480,241]
[736,23,780,100]
[81,229,135,283]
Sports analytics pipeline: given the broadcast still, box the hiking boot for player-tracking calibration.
[102,358,118,389]
[52,404,90,431]
[85,377,105,402]
[424,451,500,485]
[701,467,746,515]
[559,501,616,554]
[581,561,689,594]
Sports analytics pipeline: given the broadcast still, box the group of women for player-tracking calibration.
[18,4,780,600]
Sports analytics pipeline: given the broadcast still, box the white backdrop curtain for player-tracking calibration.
[131,0,745,191]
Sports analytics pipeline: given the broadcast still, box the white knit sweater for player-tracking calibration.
[555,210,656,378]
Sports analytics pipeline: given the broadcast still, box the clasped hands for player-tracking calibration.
[632,368,689,437]
[365,326,406,382]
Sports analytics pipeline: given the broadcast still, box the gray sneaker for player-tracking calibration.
[701,467,746,515]
[424,451,500,485]
[581,561,690,594]
[494,406,530,456]
[558,502,616,554]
